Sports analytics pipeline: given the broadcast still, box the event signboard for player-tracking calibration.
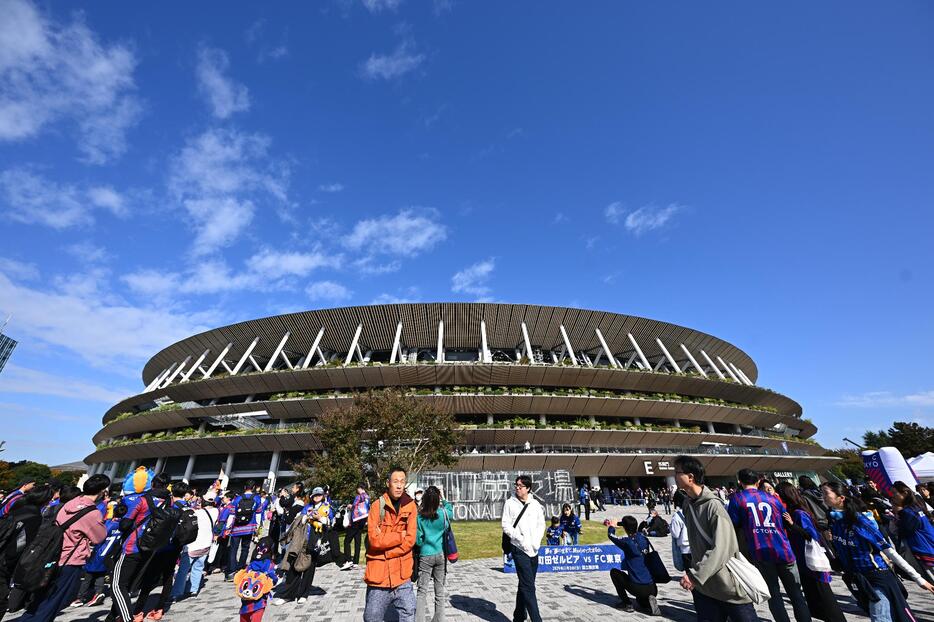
[503,544,621,573]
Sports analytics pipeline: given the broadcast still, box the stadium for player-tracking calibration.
[85,303,836,491]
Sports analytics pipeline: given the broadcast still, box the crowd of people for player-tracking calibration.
[0,461,931,622]
[597,462,934,621]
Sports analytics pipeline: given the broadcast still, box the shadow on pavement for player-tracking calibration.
[449,594,510,622]
[562,583,618,607]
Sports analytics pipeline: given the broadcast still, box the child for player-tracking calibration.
[235,537,278,622]
[559,503,581,545]
[546,516,563,545]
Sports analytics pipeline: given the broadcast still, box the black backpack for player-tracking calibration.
[137,494,182,552]
[0,502,21,552]
[172,507,199,546]
[234,495,255,527]
[13,504,97,592]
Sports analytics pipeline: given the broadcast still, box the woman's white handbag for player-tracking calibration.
[804,539,833,573]
[688,504,771,604]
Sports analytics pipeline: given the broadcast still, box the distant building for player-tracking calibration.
[0,332,16,375]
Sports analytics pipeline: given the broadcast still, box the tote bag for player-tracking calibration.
[805,539,833,573]
[643,540,671,584]
[442,508,459,563]
[688,504,770,604]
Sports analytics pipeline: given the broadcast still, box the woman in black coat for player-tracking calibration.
[0,484,53,620]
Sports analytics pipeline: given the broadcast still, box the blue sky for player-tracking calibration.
[1,1,932,464]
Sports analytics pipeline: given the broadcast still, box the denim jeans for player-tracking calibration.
[172,551,208,598]
[868,587,892,622]
[228,535,252,575]
[416,553,446,622]
[364,582,416,622]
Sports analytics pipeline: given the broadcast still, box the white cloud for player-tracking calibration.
[66,241,110,264]
[604,201,624,225]
[0,168,131,229]
[360,40,424,81]
[836,390,934,408]
[346,208,446,257]
[605,202,682,235]
[371,287,420,305]
[169,128,289,255]
[122,249,338,298]
[318,183,344,193]
[0,364,132,403]
[624,204,680,235]
[0,271,219,368]
[196,46,250,119]
[0,0,141,163]
[451,258,495,298]
[249,249,337,279]
[87,186,127,217]
[0,168,86,228]
[0,257,39,280]
[362,0,402,12]
[306,280,352,303]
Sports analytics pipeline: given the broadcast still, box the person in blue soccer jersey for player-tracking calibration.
[546,517,562,546]
[822,481,934,622]
[891,481,934,584]
[776,482,847,622]
[728,468,811,622]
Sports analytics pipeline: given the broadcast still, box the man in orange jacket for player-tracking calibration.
[363,466,418,622]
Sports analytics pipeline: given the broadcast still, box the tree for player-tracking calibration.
[828,449,865,482]
[293,389,461,501]
[862,421,934,457]
[0,461,53,490]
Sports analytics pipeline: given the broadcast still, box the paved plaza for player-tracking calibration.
[17,508,934,622]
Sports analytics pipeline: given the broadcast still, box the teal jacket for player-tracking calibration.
[416,500,453,557]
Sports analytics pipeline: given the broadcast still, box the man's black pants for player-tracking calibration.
[511,547,541,622]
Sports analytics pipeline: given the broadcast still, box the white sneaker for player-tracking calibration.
[297,597,307,604]
[338,561,353,570]
[271,598,286,606]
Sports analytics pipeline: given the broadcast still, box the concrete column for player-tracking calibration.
[734,424,742,434]
[539,414,547,426]
[198,422,207,433]
[128,460,138,472]
[633,417,641,426]
[665,475,676,489]
[589,475,600,489]
[707,422,715,434]
[225,453,235,476]
[673,419,681,428]
[107,462,118,481]
[154,457,165,474]
[486,414,494,425]
[588,415,596,426]
[183,455,196,483]
[267,451,281,492]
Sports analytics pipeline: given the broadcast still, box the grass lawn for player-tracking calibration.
[450,520,610,560]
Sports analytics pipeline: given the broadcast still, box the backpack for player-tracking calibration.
[234,495,255,527]
[137,494,182,552]
[172,507,199,546]
[13,505,97,592]
[0,507,20,552]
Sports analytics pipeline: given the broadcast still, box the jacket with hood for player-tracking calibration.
[365,492,417,588]
[682,486,751,604]
[58,496,106,566]
[3,501,42,563]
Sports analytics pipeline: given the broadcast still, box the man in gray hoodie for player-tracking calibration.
[673,455,757,622]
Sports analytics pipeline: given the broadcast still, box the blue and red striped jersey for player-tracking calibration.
[728,488,796,564]
[121,493,153,554]
[0,489,23,517]
[830,513,891,572]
